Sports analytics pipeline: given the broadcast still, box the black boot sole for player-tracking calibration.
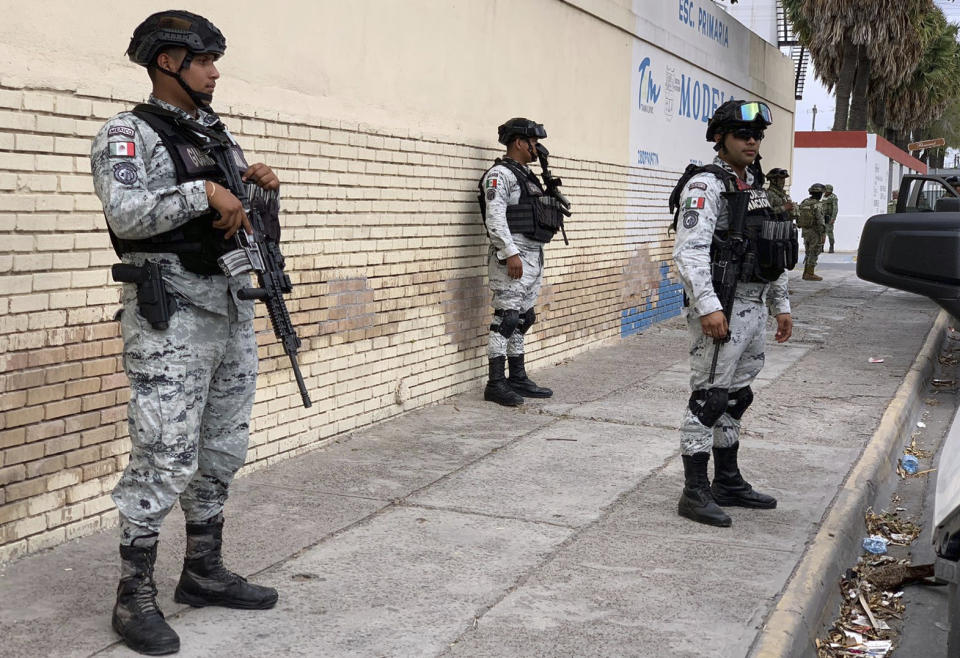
[507,385,553,398]
[677,502,732,527]
[112,617,180,655]
[712,494,777,509]
[174,586,278,610]
[483,390,523,406]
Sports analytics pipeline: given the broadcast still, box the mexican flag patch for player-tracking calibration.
[485,177,498,189]
[683,196,705,210]
[108,142,136,157]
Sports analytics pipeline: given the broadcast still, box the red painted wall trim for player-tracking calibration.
[875,134,927,173]
[794,131,867,148]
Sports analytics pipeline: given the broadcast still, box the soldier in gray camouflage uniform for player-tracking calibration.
[671,100,793,527]
[90,11,278,655]
[478,118,561,406]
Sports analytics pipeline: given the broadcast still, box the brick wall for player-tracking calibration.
[0,84,682,561]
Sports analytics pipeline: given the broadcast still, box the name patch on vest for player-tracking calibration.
[173,143,219,177]
[747,189,771,211]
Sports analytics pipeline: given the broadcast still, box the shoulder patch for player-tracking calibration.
[108,141,136,158]
[682,197,705,210]
[486,188,496,201]
[485,175,499,189]
[688,182,707,191]
[113,161,138,185]
[682,211,699,229]
[107,125,135,138]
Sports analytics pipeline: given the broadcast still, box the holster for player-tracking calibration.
[111,262,177,330]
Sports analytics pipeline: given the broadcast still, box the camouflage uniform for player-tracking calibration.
[821,187,839,251]
[799,196,827,270]
[765,181,798,222]
[673,157,791,456]
[482,159,544,359]
[91,96,259,547]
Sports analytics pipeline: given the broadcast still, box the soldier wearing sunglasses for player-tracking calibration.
[669,100,794,527]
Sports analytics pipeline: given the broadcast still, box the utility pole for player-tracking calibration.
[811,105,817,131]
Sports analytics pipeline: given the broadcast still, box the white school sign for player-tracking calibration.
[627,0,794,173]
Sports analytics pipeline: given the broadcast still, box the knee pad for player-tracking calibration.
[688,387,729,428]
[492,309,521,338]
[517,308,536,334]
[727,386,753,420]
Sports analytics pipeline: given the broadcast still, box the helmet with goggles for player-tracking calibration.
[498,118,547,145]
[706,100,772,142]
[127,11,226,107]
[767,168,789,179]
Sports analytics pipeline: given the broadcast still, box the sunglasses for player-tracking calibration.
[731,127,765,141]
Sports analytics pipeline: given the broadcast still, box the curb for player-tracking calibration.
[750,309,950,658]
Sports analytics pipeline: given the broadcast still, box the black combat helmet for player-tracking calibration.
[767,168,789,179]
[808,183,825,196]
[498,118,547,145]
[706,100,772,142]
[126,11,226,106]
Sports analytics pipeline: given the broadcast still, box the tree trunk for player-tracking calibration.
[833,40,858,131]
[848,45,871,131]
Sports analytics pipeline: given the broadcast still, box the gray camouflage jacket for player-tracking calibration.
[481,159,542,260]
[672,156,791,318]
[90,96,255,320]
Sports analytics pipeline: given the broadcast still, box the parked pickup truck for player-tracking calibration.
[858,173,960,650]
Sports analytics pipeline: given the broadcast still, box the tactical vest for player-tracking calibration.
[669,164,798,283]
[477,159,563,244]
[106,104,249,275]
[797,199,819,229]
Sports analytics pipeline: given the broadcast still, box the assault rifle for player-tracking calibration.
[535,143,571,245]
[205,136,312,409]
[707,188,752,384]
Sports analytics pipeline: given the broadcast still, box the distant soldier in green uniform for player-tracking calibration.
[887,190,899,214]
[821,184,838,252]
[798,183,826,281]
[765,168,798,222]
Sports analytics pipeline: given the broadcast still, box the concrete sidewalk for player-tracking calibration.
[0,267,942,658]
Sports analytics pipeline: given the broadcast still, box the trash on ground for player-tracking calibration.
[864,508,921,544]
[916,421,926,428]
[900,454,919,475]
[932,376,956,385]
[868,357,885,363]
[862,536,889,555]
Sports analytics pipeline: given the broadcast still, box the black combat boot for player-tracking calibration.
[507,354,553,398]
[711,442,777,509]
[484,356,524,406]
[678,453,732,527]
[174,516,278,610]
[112,542,180,656]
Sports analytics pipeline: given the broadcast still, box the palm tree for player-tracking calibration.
[872,7,960,151]
[784,0,931,131]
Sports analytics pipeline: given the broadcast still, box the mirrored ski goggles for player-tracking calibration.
[737,102,772,124]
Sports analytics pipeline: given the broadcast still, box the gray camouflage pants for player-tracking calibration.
[679,284,767,455]
[488,243,543,358]
[113,294,258,546]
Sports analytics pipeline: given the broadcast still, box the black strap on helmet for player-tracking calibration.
[127,11,226,108]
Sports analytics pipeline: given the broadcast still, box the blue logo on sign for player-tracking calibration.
[637,57,661,113]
